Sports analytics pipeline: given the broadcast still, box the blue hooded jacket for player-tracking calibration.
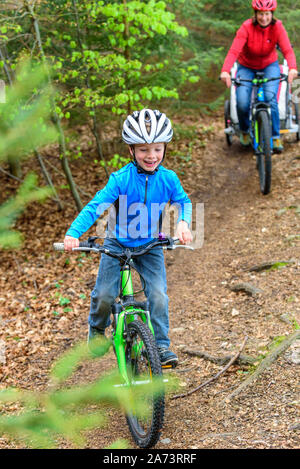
[66,162,192,247]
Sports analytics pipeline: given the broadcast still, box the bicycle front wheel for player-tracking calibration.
[125,320,165,448]
[224,100,233,146]
[257,110,272,195]
[294,101,300,142]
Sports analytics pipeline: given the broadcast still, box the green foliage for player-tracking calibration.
[100,153,131,169]
[0,173,50,249]
[0,59,57,161]
[246,328,299,374]
[0,339,119,448]
[0,338,170,449]
[1,0,299,118]
[0,0,200,126]
[266,261,292,271]
[58,296,71,306]
[292,319,300,330]
[268,335,287,349]
[60,0,192,115]
[0,60,56,249]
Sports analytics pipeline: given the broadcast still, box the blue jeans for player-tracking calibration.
[236,61,280,138]
[89,238,170,348]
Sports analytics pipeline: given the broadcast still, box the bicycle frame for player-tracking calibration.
[223,71,289,195]
[112,263,155,386]
[248,75,274,154]
[224,72,285,148]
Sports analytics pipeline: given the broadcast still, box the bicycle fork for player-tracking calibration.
[252,81,274,153]
[112,307,154,384]
[252,108,273,154]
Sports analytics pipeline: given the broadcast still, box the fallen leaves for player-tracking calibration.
[1,117,300,449]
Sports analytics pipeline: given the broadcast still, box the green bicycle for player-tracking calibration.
[53,234,193,448]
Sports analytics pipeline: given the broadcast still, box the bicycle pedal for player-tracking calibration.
[162,363,178,369]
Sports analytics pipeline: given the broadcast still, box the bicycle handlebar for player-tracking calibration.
[53,236,194,260]
[232,74,287,86]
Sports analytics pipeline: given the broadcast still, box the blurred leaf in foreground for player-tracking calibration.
[0,58,57,161]
[0,340,176,449]
[0,59,57,249]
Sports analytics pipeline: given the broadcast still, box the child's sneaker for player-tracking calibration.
[239,132,251,147]
[87,325,109,356]
[273,138,283,153]
[158,347,178,367]
[88,325,105,341]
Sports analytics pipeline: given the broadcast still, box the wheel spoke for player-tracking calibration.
[125,320,165,448]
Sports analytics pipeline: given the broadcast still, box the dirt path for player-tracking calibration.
[0,117,299,449]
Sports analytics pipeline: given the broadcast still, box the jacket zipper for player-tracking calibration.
[144,175,148,205]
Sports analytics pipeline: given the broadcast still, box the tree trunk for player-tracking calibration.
[72,0,109,179]
[24,0,83,212]
[0,47,22,179]
[123,0,131,115]
[35,150,63,210]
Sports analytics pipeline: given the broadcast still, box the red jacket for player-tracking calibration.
[222,19,297,73]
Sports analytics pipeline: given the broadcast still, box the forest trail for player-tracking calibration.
[0,116,299,449]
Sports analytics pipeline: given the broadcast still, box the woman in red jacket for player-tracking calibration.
[220,0,298,152]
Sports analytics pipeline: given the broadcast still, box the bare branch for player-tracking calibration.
[222,330,300,403]
[183,348,256,366]
[171,336,248,400]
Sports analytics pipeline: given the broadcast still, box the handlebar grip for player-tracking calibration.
[53,242,65,251]
[79,241,94,248]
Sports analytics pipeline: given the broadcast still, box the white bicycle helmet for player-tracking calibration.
[122,108,173,145]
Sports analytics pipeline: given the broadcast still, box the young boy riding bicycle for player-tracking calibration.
[64,109,193,367]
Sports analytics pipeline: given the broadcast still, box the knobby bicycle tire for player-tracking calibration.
[257,110,272,195]
[125,320,165,448]
[295,102,300,142]
[224,100,233,146]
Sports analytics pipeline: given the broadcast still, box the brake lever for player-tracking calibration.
[173,245,194,250]
[163,244,194,251]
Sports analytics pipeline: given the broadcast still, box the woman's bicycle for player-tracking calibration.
[224,70,300,195]
[53,234,192,448]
